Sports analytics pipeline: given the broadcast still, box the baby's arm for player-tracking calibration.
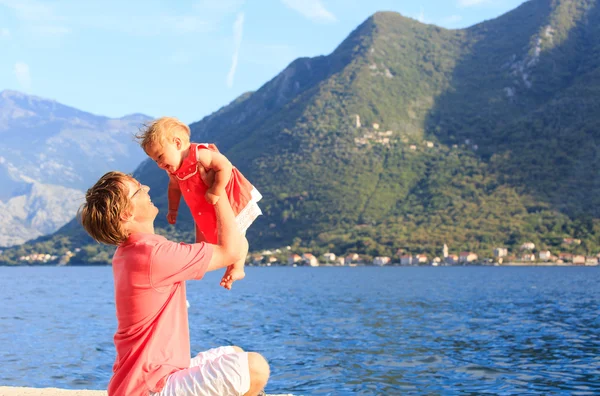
[167,174,182,224]
[196,148,233,205]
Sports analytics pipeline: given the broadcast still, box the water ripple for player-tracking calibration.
[1,266,599,394]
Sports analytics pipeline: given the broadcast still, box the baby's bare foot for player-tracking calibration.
[220,268,245,290]
[229,268,245,282]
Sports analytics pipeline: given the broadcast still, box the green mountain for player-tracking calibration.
[3,0,600,265]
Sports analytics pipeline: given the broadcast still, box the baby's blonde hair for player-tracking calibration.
[136,117,191,152]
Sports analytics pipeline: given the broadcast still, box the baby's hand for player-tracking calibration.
[220,265,246,290]
[167,209,178,224]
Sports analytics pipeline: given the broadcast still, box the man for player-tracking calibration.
[79,171,269,396]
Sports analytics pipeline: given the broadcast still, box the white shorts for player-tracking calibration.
[152,346,251,396]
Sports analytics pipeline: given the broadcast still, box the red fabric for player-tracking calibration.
[107,233,213,396]
[171,143,255,243]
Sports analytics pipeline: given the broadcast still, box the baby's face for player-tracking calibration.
[145,139,184,173]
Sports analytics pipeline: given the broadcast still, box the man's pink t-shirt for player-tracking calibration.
[107,232,213,396]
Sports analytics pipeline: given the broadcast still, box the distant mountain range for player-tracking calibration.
[0,90,151,246]
[0,181,84,246]
[2,0,599,264]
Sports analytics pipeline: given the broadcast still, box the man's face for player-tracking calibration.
[124,178,159,222]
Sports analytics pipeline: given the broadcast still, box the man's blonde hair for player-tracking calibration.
[78,171,133,246]
[136,117,191,152]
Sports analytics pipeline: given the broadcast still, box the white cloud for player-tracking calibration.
[227,12,245,88]
[154,2,245,35]
[0,0,59,22]
[411,7,430,24]
[281,0,336,23]
[0,0,245,38]
[457,0,491,7]
[102,0,245,35]
[14,62,31,90]
[0,0,70,37]
[417,7,428,24]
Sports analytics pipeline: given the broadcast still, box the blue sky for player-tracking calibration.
[0,0,527,124]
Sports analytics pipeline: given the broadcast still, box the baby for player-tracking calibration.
[136,117,262,290]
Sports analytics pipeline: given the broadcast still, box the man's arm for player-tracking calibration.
[149,192,246,287]
[196,148,233,203]
[205,191,246,272]
[150,186,244,287]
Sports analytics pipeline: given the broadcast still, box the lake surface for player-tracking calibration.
[0,266,599,395]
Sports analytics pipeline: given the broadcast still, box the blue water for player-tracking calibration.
[1,266,599,395]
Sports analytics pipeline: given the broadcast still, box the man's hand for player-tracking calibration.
[196,148,232,206]
[198,166,215,188]
[205,187,224,205]
[167,209,178,224]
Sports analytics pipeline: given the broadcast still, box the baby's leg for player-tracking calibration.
[220,236,248,290]
[220,257,246,290]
